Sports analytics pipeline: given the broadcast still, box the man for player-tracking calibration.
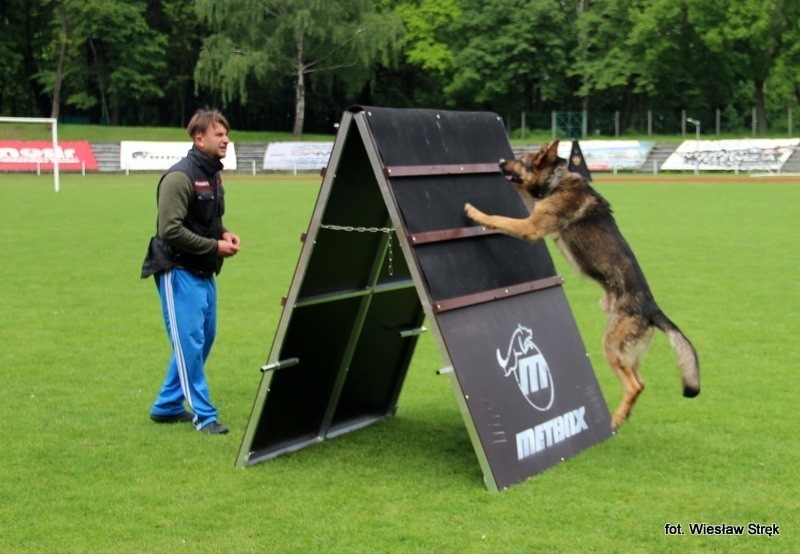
[141,109,240,434]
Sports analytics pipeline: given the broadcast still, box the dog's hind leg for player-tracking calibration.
[608,361,643,430]
[603,316,653,430]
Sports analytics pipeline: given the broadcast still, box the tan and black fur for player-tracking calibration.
[465,141,699,429]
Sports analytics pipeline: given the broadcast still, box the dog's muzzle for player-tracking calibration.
[498,159,520,183]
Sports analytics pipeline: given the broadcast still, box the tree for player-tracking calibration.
[390,0,460,72]
[194,0,402,138]
[361,0,460,109]
[145,0,205,126]
[574,0,786,134]
[627,0,734,113]
[768,0,800,121]
[49,0,67,119]
[38,0,167,124]
[689,0,791,133]
[444,0,573,119]
[571,0,642,128]
[0,1,52,116]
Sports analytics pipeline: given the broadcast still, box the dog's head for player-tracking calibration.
[499,141,564,199]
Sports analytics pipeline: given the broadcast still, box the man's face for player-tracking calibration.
[195,122,229,160]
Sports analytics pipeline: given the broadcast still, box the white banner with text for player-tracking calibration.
[263,142,333,171]
[662,139,799,171]
[119,141,237,171]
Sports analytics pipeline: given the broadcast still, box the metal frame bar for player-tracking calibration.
[383,162,500,178]
[408,226,496,245]
[431,276,565,314]
[290,280,415,308]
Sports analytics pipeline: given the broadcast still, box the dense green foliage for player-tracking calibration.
[1,0,798,135]
[0,173,798,551]
[193,0,403,137]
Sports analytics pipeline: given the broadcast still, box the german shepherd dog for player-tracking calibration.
[464,141,699,429]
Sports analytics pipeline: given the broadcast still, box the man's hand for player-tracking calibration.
[217,232,241,257]
[222,231,241,247]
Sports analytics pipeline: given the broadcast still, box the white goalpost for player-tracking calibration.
[0,116,61,192]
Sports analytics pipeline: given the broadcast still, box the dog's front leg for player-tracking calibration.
[464,203,550,243]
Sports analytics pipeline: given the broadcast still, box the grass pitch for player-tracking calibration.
[0,171,797,552]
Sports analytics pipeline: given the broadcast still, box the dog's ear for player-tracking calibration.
[547,140,560,162]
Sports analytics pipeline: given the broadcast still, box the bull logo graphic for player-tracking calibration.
[497,324,554,412]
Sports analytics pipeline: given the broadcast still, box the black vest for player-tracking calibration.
[141,146,226,278]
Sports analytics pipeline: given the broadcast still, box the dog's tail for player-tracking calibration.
[651,311,700,398]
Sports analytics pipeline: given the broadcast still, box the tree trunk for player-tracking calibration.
[88,38,110,124]
[755,79,768,134]
[292,40,305,138]
[582,94,591,137]
[50,1,68,120]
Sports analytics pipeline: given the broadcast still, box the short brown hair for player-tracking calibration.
[187,109,230,139]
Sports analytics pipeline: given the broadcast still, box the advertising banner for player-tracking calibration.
[120,141,237,170]
[662,139,800,171]
[556,140,654,171]
[0,141,98,171]
[263,141,333,171]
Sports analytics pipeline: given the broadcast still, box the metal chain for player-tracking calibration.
[320,224,395,276]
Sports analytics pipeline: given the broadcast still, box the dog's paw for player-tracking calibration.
[464,202,481,222]
[611,410,628,431]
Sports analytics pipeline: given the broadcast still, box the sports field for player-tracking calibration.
[1,172,797,552]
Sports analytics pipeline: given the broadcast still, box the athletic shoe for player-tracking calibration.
[150,411,195,424]
[200,421,229,435]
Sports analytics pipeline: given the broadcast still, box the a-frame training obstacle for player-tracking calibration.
[236,106,613,491]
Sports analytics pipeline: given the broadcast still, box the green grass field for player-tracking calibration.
[0,171,797,552]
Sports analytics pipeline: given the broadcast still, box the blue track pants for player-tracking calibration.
[151,268,219,429]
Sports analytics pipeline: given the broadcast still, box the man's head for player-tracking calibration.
[188,109,230,161]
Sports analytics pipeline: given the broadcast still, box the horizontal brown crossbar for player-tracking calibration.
[431,275,564,314]
[408,226,496,245]
[383,162,500,178]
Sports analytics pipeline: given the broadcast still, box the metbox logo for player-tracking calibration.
[496,324,554,412]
